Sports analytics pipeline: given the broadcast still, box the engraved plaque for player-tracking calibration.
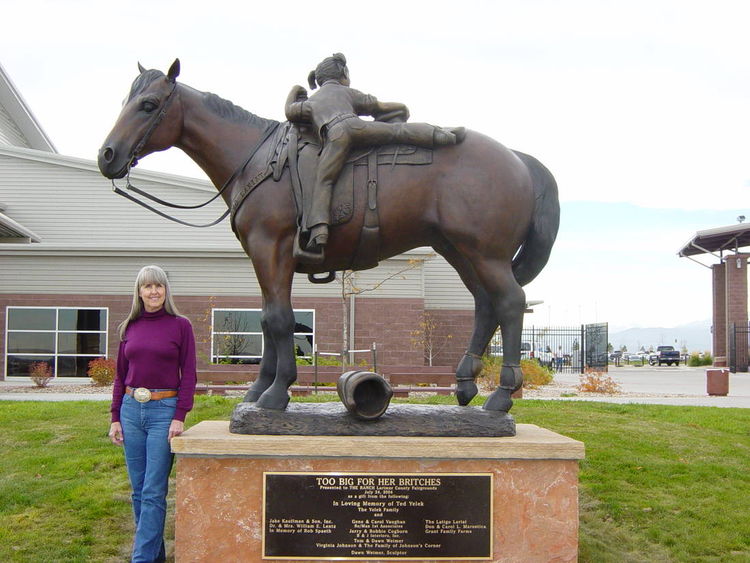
[263,472,493,560]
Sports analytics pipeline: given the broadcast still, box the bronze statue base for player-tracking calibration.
[230,402,516,437]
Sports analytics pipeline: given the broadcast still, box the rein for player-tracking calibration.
[111,78,280,228]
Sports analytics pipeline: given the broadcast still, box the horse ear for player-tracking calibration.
[167,58,181,82]
[138,62,147,74]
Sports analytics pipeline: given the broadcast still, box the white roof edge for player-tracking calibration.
[0,61,56,153]
[0,211,42,242]
[0,145,214,192]
[0,245,243,256]
[695,223,749,237]
[678,222,750,256]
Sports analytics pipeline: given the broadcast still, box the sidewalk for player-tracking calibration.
[1,366,748,407]
[0,378,111,401]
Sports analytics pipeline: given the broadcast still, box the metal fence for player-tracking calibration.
[490,323,609,374]
[729,323,749,373]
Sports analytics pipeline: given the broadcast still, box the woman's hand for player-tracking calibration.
[108,422,123,446]
[168,419,184,442]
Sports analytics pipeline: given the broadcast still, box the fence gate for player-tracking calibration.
[584,322,609,370]
[491,323,608,374]
[729,323,749,373]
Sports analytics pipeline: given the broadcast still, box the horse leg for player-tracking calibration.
[436,246,499,405]
[474,262,525,413]
[248,245,298,410]
[243,300,278,402]
[455,290,498,405]
[255,300,297,409]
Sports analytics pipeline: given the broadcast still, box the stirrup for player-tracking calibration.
[293,228,325,264]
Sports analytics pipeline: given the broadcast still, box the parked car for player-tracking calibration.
[648,345,680,366]
[626,352,648,364]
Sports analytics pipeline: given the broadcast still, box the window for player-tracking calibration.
[211,309,314,364]
[5,307,108,378]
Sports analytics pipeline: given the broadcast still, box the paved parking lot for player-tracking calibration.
[549,365,750,408]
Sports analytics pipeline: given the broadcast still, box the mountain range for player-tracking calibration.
[609,319,712,353]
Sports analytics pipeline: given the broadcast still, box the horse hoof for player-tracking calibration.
[255,389,290,410]
[483,389,512,412]
[455,380,478,406]
[243,389,262,403]
[242,389,262,403]
[243,380,272,403]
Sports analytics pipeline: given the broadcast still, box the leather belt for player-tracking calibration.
[126,386,178,403]
[325,112,357,129]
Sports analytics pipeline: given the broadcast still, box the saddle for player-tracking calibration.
[288,125,432,270]
[228,122,433,274]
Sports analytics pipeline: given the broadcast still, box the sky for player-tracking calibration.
[1,0,748,332]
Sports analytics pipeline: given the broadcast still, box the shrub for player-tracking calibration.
[521,359,554,388]
[87,358,116,386]
[687,352,713,367]
[29,362,53,388]
[479,354,502,382]
[478,355,553,390]
[577,368,621,394]
[297,355,343,366]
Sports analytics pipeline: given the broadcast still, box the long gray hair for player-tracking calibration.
[118,265,183,339]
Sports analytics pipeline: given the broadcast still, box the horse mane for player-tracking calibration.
[126,69,278,130]
[203,92,278,129]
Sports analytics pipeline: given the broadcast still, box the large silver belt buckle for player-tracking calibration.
[133,387,152,403]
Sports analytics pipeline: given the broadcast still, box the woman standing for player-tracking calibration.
[108,265,196,563]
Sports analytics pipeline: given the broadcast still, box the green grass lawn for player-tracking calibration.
[1,396,749,562]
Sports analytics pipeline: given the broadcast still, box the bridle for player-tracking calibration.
[110,78,278,228]
[129,79,178,170]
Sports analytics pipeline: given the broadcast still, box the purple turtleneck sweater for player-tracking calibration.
[110,308,197,423]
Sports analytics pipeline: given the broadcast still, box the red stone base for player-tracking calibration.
[172,422,584,562]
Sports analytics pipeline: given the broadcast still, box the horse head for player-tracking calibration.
[98,59,182,179]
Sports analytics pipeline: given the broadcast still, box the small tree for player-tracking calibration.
[199,297,254,365]
[29,362,53,388]
[213,312,252,364]
[410,311,452,366]
[338,257,428,366]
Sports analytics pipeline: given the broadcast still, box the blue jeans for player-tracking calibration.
[120,394,176,563]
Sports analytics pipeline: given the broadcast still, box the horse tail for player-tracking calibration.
[510,150,560,287]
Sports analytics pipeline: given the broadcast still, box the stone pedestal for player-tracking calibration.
[172,421,584,562]
[707,368,729,396]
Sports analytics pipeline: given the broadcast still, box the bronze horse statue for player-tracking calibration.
[98,60,559,413]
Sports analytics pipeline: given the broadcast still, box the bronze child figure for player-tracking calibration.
[285,53,465,256]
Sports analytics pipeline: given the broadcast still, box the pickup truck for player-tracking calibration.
[648,346,680,366]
